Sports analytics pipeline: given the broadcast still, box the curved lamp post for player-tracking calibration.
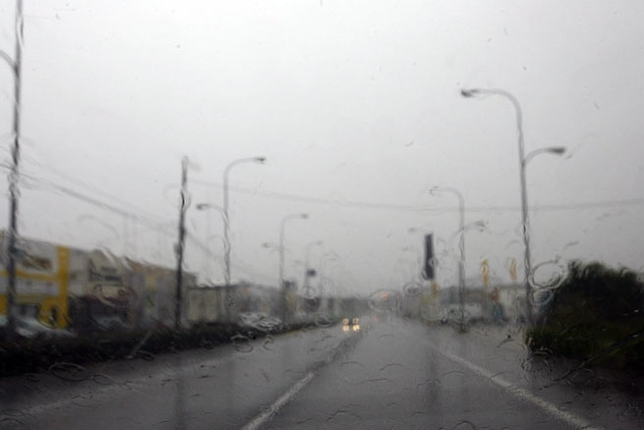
[279,213,309,289]
[279,213,309,320]
[430,186,466,330]
[319,251,339,294]
[196,203,226,282]
[303,240,323,297]
[222,156,266,285]
[401,246,422,280]
[196,203,225,238]
[461,87,566,323]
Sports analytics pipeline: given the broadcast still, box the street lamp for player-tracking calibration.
[305,240,323,268]
[319,251,339,291]
[303,240,323,296]
[408,226,430,234]
[222,156,266,285]
[197,203,226,237]
[461,87,566,324]
[196,203,226,282]
[396,258,416,282]
[261,241,279,250]
[430,186,466,331]
[401,246,422,279]
[1,0,23,341]
[524,147,566,165]
[448,220,487,241]
[279,213,309,288]
[279,213,309,320]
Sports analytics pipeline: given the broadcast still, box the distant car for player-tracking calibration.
[439,308,463,325]
[238,312,283,333]
[342,317,360,325]
[0,315,75,339]
[239,312,263,326]
[91,315,131,332]
[342,316,360,332]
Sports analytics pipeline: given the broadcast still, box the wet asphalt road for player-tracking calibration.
[0,317,642,429]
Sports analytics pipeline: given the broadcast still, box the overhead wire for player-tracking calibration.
[5,154,641,217]
[190,179,644,213]
[2,170,274,282]
[4,166,641,237]
[1,160,640,283]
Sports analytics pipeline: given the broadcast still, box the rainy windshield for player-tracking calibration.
[0,1,643,429]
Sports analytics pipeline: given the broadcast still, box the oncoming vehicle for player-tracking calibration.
[342,316,360,332]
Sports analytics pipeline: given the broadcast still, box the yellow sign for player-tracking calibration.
[430,281,440,299]
[507,258,517,282]
[481,259,490,287]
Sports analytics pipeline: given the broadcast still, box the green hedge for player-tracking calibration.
[0,321,322,377]
[526,261,644,369]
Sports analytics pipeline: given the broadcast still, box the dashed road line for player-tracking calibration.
[241,328,366,429]
[241,371,316,430]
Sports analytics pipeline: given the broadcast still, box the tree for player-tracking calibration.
[546,261,643,324]
[527,260,644,368]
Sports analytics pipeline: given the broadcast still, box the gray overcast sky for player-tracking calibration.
[0,0,642,294]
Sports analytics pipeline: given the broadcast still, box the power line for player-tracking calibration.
[190,179,644,213]
[17,174,271,280]
[28,176,175,233]
[7,158,641,217]
[29,156,152,218]
[6,165,643,246]
[6,168,641,285]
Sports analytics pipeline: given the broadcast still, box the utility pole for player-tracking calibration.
[3,0,24,341]
[174,157,188,329]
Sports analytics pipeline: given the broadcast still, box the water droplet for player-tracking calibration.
[0,418,24,427]
[231,333,253,353]
[368,289,400,313]
[314,313,334,328]
[201,339,215,350]
[529,259,568,307]
[530,259,567,290]
[303,296,320,312]
[260,404,273,413]
[91,373,114,386]
[263,336,275,350]
[402,282,422,297]
[49,362,88,382]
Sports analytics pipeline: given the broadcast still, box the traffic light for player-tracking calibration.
[422,234,435,280]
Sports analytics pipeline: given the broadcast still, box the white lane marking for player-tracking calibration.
[241,328,365,429]
[430,345,599,430]
[241,371,316,430]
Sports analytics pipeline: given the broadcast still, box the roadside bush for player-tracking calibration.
[526,260,644,368]
[0,320,321,377]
